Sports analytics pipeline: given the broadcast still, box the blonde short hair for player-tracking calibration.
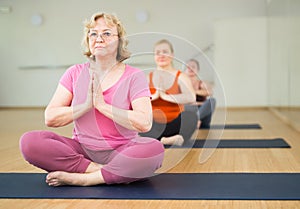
[82,12,131,62]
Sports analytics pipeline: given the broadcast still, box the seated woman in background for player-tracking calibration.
[184,59,216,128]
[140,39,198,146]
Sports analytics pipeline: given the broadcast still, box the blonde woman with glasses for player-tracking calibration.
[20,12,164,186]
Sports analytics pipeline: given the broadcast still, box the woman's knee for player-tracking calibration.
[103,139,164,184]
[19,130,50,161]
[129,139,164,171]
[20,131,39,154]
[102,152,164,184]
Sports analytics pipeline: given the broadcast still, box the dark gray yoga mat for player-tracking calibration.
[0,173,299,200]
[164,138,291,148]
[202,124,262,129]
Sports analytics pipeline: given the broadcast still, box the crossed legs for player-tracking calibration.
[20,130,164,186]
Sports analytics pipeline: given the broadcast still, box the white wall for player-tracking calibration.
[267,0,300,107]
[214,17,268,107]
[267,16,290,106]
[0,0,267,107]
[289,16,300,106]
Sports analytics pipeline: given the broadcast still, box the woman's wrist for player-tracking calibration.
[95,102,110,115]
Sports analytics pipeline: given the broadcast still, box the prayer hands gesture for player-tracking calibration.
[151,76,171,102]
[84,61,106,112]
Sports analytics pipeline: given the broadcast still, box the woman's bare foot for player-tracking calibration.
[46,170,104,186]
[161,135,184,146]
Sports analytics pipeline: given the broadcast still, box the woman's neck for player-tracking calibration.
[157,65,176,72]
[93,58,119,72]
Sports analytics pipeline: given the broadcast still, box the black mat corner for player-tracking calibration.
[0,173,299,200]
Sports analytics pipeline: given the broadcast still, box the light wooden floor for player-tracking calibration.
[270,107,300,132]
[0,108,300,209]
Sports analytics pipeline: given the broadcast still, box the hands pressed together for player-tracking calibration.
[84,71,107,114]
[151,76,173,102]
[84,59,108,113]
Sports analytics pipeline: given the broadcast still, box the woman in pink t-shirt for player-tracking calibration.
[19,12,164,186]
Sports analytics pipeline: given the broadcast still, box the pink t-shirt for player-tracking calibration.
[59,63,151,150]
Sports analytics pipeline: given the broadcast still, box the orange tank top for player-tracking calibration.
[149,70,184,123]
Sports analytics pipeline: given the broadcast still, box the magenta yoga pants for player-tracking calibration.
[19,130,164,184]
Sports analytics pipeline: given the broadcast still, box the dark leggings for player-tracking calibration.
[185,97,216,128]
[198,98,216,128]
[140,111,198,142]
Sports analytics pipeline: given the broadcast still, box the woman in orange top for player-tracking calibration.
[140,39,198,146]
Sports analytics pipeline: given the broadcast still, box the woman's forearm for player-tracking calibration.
[160,92,196,104]
[96,104,152,132]
[45,103,91,127]
[195,89,211,97]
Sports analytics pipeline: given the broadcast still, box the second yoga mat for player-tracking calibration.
[202,124,262,129]
[164,138,290,148]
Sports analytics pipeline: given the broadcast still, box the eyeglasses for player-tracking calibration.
[88,31,118,41]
